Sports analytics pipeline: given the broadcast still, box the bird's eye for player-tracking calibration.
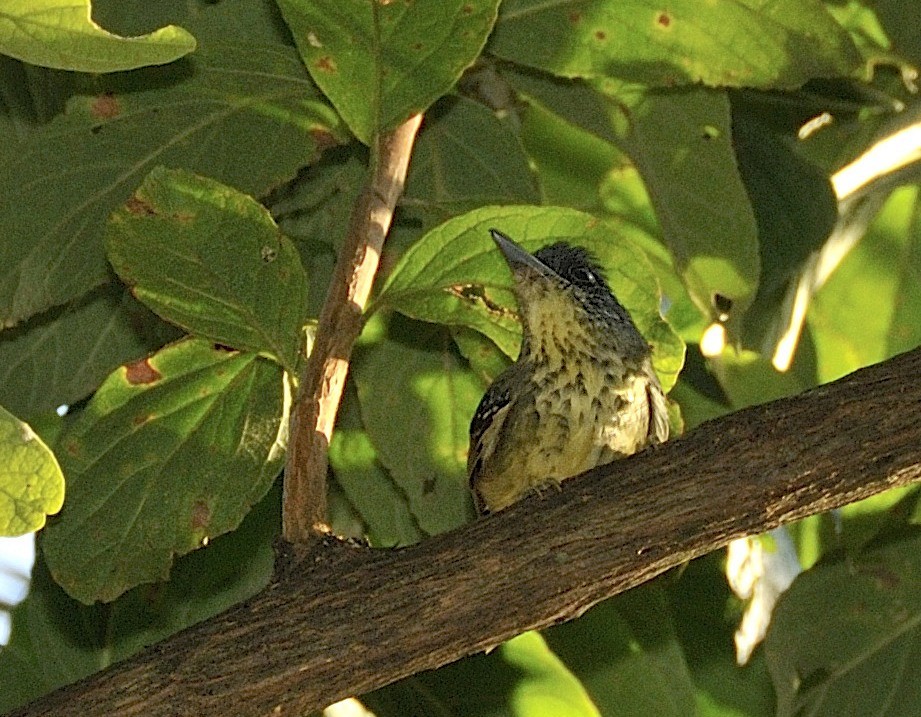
[571,267,597,285]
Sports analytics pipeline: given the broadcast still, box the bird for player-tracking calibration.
[467,229,669,514]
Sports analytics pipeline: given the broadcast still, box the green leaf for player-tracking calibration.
[106,167,309,373]
[365,630,599,716]
[809,185,921,383]
[731,105,839,347]
[709,349,815,411]
[489,0,861,88]
[825,0,913,76]
[765,529,921,717]
[329,382,425,547]
[270,147,367,316]
[500,631,601,717]
[504,69,759,322]
[276,0,500,143]
[0,0,195,72]
[403,95,540,221]
[0,484,279,713]
[504,66,620,147]
[375,205,685,391]
[544,584,696,717]
[42,338,288,603]
[0,34,345,328]
[352,316,477,536]
[596,84,761,321]
[451,326,512,384]
[0,404,64,536]
[518,93,622,214]
[0,284,178,419]
[663,553,775,717]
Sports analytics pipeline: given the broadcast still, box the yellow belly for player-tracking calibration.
[475,366,654,512]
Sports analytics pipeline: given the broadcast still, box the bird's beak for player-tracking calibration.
[489,229,556,280]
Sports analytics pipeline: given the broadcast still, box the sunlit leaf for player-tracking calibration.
[506,69,760,322]
[809,185,921,382]
[0,0,195,72]
[0,404,64,536]
[0,36,345,328]
[365,629,600,716]
[544,585,696,717]
[490,0,861,88]
[595,83,760,321]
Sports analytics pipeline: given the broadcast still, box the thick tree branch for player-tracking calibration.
[283,114,423,541]
[12,347,921,717]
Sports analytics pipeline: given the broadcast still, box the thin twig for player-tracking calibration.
[283,114,424,543]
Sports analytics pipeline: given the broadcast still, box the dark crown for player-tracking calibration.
[533,242,612,294]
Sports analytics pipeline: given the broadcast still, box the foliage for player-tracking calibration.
[1,0,920,714]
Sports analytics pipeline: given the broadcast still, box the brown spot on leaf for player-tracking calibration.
[133,413,152,426]
[462,3,473,13]
[315,56,337,73]
[568,11,582,22]
[857,563,901,591]
[212,343,238,353]
[656,11,672,28]
[448,284,516,318]
[125,358,161,385]
[90,92,121,120]
[125,196,157,216]
[191,500,211,530]
[595,29,607,41]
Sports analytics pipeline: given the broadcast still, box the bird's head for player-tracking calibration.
[489,228,649,360]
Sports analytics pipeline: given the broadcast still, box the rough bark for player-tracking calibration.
[11,347,921,717]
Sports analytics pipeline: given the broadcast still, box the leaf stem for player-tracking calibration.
[282,114,424,543]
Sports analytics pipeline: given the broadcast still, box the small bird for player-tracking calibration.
[468,229,669,513]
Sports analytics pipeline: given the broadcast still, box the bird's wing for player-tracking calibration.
[645,367,670,444]
[467,374,515,487]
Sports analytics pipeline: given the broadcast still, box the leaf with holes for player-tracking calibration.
[106,167,308,373]
[42,338,289,604]
[489,0,860,88]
